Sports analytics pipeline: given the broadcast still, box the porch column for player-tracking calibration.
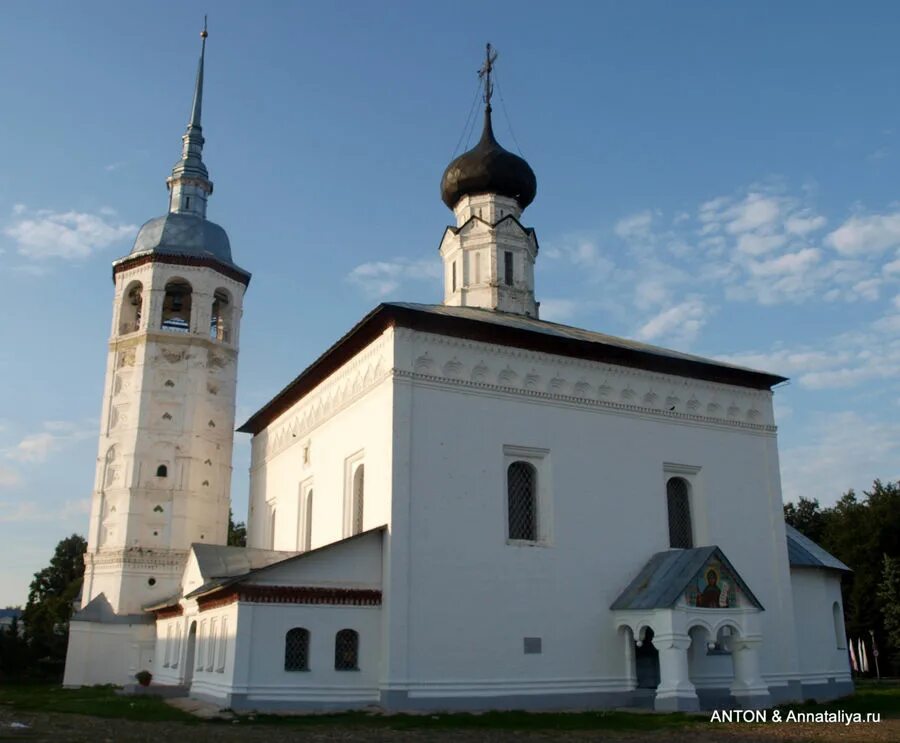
[730,636,772,709]
[654,633,699,711]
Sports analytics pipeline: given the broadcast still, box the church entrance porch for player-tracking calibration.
[612,546,772,711]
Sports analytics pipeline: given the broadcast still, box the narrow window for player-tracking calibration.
[269,507,277,550]
[452,261,457,292]
[119,282,143,334]
[304,490,313,551]
[209,289,232,342]
[507,461,537,541]
[334,629,359,671]
[666,477,693,549]
[160,279,192,333]
[504,251,514,285]
[156,464,168,478]
[285,627,310,671]
[352,465,365,535]
[833,602,846,649]
[185,196,191,210]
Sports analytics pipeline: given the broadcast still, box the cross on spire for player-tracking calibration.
[478,43,498,110]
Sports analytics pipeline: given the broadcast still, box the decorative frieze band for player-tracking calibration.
[197,585,382,612]
[85,548,189,570]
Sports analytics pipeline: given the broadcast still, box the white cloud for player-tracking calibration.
[3,422,94,464]
[6,433,56,463]
[346,258,440,298]
[785,213,826,236]
[780,412,900,506]
[4,207,136,261]
[635,297,708,345]
[0,467,22,489]
[724,193,781,234]
[614,211,655,240]
[826,212,900,256]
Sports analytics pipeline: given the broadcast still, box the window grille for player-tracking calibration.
[284,628,310,671]
[507,461,537,541]
[666,477,693,549]
[334,629,359,671]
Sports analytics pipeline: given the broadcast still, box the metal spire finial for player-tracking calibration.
[189,17,207,129]
[478,43,498,111]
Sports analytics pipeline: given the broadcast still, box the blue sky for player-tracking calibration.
[1,1,899,606]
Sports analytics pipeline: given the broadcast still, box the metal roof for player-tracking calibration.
[785,524,850,572]
[610,545,764,611]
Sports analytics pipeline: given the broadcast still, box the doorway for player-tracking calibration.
[635,627,660,689]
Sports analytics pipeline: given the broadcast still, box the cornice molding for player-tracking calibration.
[395,330,776,434]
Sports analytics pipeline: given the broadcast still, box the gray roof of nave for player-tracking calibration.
[785,524,850,571]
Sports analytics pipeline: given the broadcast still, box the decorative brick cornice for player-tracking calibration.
[153,604,184,619]
[113,252,251,287]
[85,548,189,570]
[197,585,382,612]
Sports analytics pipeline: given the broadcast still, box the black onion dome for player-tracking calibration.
[441,107,536,210]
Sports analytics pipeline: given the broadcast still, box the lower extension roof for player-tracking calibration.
[238,302,787,435]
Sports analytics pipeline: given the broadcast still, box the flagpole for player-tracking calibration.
[869,630,881,682]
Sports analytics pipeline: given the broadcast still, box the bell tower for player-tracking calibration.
[65,23,250,687]
[439,44,540,317]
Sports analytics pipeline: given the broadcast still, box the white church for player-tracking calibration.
[63,32,853,713]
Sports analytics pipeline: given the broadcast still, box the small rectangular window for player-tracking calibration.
[523,637,542,654]
[504,251,513,285]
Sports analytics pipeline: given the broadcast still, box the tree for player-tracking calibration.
[22,534,86,671]
[228,508,247,547]
[878,554,900,668]
[783,496,827,544]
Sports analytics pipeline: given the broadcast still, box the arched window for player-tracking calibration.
[833,602,846,649]
[209,288,232,342]
[334,629,359,671]
[667,477,693,549]
[161,279,192,332]
[120,282,143,334]
[507,461,537,541]
[156,464,168,478]
[352,465,365,535]
[284,628,310,671]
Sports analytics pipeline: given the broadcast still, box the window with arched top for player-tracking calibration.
[156,464,168,478]
[352,465,365,535]
[284,627,310,671]
[209,288,232,342]
[334,629,359,671]
[507,461,537,541]
[667,477,693,549]
[120,282,143,334]
[833,601,846,649]
[160,279,192,332]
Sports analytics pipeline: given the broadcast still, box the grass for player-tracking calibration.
[0,680,897,730]
[0,683,196,723]
[776,679,900,718]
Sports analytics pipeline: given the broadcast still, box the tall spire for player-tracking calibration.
[167,18,213,218]
[189,17,207,129]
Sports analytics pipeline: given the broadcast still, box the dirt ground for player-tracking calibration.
[1,706,898,743]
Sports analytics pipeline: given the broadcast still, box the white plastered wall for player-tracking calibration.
[789,568,851,685]
[383,327,798,702]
